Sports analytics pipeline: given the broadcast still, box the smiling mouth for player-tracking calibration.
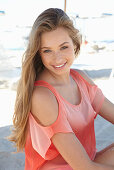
[54,62,66,69]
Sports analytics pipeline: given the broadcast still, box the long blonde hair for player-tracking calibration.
[9,8,81,152]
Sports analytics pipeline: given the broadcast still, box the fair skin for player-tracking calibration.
[31,27,114,170]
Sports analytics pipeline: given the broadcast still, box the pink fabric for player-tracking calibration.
[39,163,73,170]
[25,69,104,170]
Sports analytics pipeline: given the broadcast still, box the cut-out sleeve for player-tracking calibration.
[29,107,73,160]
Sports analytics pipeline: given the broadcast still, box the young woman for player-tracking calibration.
[10,8,114,170]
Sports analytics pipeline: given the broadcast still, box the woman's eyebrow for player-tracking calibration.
[40,46,51,50]
[59,42,69,47]
[41,42,69,50]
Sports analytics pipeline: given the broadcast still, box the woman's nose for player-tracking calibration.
[54,51,63,63]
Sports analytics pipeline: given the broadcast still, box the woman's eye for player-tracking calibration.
[61,46,68,50]
[43,49,51,53]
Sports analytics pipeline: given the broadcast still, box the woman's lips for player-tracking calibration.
[53,62,67,69]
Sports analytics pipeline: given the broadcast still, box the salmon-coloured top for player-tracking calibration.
[25,69,104,170]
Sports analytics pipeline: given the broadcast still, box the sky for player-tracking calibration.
[0,0,114,26]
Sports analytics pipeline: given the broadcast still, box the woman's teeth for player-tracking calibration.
[55,63,65,68]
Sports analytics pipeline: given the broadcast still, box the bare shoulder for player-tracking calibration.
[73,69,95,85]
[31,86,58,126]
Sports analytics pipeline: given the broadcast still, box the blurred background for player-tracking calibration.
[0,0,114,169]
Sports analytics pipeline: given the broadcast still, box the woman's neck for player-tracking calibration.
[38,68,72,86]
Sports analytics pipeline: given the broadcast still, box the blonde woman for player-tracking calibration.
[10,8,114,170]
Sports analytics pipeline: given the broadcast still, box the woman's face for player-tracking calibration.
[40,27,76,75]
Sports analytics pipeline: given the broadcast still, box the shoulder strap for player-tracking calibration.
[70,69,88,84]
[34,80,61,102]
[70,69,95,87]
[70,69,91,98]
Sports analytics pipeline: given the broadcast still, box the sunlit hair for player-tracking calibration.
[9,8,82,152]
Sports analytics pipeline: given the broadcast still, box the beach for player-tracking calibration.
[0,24,114,170]
[0,2,114,170]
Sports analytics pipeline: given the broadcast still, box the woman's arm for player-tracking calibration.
[52,131,114,170]
[75,69,114,124]
[31,85,114,170]
[98,97,114,124]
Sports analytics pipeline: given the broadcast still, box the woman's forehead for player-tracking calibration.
[40,27,72,47]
